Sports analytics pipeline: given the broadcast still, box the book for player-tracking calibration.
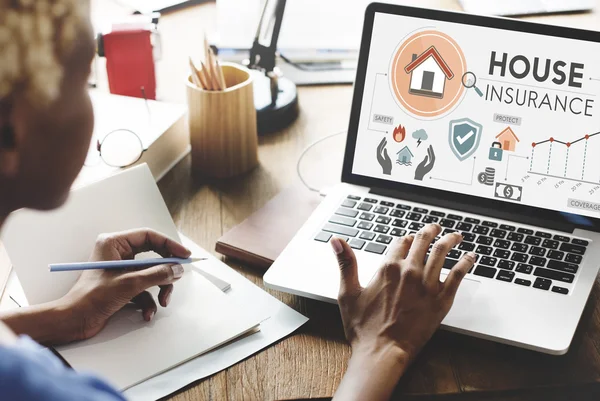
[215,186,322,269]
[74,92,190,188]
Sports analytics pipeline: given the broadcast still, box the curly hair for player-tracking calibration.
[0,0,90,107]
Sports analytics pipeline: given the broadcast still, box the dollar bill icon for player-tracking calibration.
[495,183,522,202]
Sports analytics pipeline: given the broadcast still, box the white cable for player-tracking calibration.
[296,130,346,194]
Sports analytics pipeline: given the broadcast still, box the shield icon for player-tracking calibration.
[448,118,483,161]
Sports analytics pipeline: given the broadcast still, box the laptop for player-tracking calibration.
[459,0,594,17]
[264,3,600,355]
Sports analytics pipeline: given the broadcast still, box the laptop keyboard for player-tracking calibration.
[314,194,591,296]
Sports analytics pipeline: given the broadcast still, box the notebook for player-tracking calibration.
[1,164,265,390]
[215,186,322,269]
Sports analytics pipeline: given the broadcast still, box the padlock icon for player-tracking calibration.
[488,141,503,161]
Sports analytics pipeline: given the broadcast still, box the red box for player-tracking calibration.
[102,29,156,100]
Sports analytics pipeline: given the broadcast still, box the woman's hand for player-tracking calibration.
[0,229,191,345]
[331,224,476,401]
[0,321,17,346]
[62,228,191,341]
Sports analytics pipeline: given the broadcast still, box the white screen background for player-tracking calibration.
[352,12,600,219]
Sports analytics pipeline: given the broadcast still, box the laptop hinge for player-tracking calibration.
[370,187,576,233]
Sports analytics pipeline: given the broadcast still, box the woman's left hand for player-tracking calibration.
[61,228,191,341]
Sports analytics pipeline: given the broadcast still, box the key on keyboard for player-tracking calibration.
[374,225,390,234]
[376,216,391,224]
[341,199,357,208]
[349,239,365,250]
[336,207,358,218]
[390,209,405,218]
[357,203,373,211]
[359,213,375,221]
[323,223,358,237]
[406,213,422,221]
[359,231,376,241]
[329,215,356,227]
[357,222,373,230]
[316,196,591,296]
[496,270,515,282]
[365,242,386,254]
[439,219,455,228]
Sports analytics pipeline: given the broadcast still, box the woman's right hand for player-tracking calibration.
[0,229,190,346]
[331,224,476,401]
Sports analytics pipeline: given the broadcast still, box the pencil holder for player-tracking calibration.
[186,62,259,178]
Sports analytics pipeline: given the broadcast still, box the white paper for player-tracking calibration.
[2,165,181,305]
[1,232,308,400]
[123,234,309,401]
[1,164,309,399]
[1,165,267,391]
[58,268,260,390]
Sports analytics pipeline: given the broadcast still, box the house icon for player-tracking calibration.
[404,46,454,99]
[396,146,414,166]
[495,126,520,151]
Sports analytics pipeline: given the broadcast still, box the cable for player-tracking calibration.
[296,130,346,194]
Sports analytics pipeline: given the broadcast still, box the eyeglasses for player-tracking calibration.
[85,86,153,168]
[85,129,145,168]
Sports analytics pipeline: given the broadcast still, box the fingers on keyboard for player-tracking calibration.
[315,195,586,295]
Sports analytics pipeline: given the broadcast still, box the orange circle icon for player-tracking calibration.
[391,30,467,119]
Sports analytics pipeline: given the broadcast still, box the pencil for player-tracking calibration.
[188,57,203,88]
[189,57,209,90]
[206,47,222,91]
[196,64,210,90]
[203,34,218,90]
[216,59,226,90]
[200,61,214,91]
[49,257,207,272]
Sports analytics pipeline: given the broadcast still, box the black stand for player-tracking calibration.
[247,0,299,135]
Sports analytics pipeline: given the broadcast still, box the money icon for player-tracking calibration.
[477,167,496,186]
[495,183,523,202]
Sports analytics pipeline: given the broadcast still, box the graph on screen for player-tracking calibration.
[528,131,600,185]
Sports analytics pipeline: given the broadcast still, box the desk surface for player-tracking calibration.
[91,1,600,400]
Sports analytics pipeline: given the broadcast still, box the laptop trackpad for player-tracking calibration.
[442,276,481,325]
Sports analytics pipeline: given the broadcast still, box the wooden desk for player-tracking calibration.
[90,1,600,400]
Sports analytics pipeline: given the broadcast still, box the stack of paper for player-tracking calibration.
[58,269,260,390]
[1,164,307,396]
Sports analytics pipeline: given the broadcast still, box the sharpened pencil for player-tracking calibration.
[49,257,207,272]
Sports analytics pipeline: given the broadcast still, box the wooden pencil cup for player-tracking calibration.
[186,63,259,178]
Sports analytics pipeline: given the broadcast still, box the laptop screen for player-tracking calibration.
[351,11,600,221]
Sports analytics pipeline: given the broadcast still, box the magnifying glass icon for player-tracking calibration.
[462,71,483,97]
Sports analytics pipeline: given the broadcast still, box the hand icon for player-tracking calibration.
[377,137,392,175]
[414,145,435,181]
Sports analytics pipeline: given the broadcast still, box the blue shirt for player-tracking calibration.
[0,336,126,401]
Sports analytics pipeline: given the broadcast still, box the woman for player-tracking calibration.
[0,1,475,400]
